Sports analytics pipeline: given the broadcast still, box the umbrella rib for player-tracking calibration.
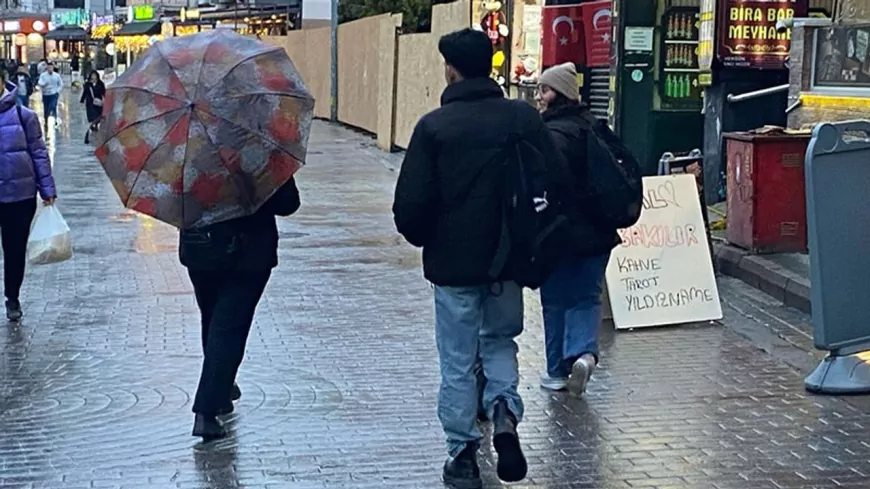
[194,107,306,163]
[123,108,192,210]
[222,91,315,101]
[198,46,284,94]
[99,105,190,144]
[107,85,189,105]
[155,42,197,102]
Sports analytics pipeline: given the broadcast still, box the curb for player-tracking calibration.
[713,241,811,314]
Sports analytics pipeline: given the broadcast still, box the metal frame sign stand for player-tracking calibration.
[804,121,870,394]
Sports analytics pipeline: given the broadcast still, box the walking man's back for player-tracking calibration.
[392,27,560,489]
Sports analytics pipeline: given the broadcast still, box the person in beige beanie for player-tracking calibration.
[535,61,621,396]
[536,62,580,111]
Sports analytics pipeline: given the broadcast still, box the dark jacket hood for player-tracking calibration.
[0,81,19,112]
[541,102,592,124]
[441,77,504,106]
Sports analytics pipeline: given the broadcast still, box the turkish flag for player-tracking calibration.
[580,0,612,67]
[541,4,586,69]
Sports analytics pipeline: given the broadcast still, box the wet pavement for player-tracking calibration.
[2,93,870,489]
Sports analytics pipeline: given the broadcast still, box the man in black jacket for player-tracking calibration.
[392,28,564,489]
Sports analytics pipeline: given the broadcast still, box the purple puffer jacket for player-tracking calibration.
[0,81,56,203]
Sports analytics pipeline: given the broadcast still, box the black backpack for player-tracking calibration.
[555,114,643,230]
[489,137,571,290]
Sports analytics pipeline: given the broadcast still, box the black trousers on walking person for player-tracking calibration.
[0,199,37,302]
[188,269,271,416]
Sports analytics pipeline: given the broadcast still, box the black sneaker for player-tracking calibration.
[5,300,22,322]
[442,444,482,489]
[492,398,527,482]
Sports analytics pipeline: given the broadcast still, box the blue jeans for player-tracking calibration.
[540,253,610,378]
[434,282,524,457]
[16,95,29,108]
[42,93,58,120]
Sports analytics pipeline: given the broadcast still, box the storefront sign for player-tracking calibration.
[132,5,155,21]
[814,25,870,88]
[2,20,21,33]
[180,8,201,22]
[605,174,722,329]
[580,0,612,67]
[51,9,90,28]
[624,26,653,52]
[717,0,806,68]
[698,0,715,71]
[541,4,585,67]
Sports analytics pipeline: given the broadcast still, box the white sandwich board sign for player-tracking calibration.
[605,174,722,329]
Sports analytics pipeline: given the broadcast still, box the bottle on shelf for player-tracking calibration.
[667,15,675,38]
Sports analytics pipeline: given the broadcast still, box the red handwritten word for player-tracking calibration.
[618,224,700,248]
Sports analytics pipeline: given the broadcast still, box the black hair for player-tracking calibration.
[438,28,493,79]
[89,70,101,82]
[542,87,576,111]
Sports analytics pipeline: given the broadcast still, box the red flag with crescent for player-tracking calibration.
[541,4,586,68]
[581,0,612,67]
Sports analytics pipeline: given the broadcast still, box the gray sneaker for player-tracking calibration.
[568,354,596,395]
[539,373,568,391]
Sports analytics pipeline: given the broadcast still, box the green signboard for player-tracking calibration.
[132,5,155,21]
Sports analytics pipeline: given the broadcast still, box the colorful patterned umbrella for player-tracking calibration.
[94,29,314,229]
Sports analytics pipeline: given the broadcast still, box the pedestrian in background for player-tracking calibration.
[393,28,563,489]
[14,67,33,108]
[37,62,62,128]
[0,69,57,322]
[80,71,105,144]
[180,178,300,440]
[535,62,620,394]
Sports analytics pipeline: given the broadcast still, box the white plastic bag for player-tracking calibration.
[27,205,72,265]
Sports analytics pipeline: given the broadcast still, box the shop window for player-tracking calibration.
[811,25,870,95]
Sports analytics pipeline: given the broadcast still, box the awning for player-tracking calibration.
[44,26,87,41]
[114,21,161,36]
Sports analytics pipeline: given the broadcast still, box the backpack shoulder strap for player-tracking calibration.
[16,104,29,142]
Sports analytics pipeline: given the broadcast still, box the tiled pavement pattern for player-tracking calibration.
[2,94,870,489]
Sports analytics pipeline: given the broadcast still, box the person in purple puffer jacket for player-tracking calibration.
[0,69,57,322]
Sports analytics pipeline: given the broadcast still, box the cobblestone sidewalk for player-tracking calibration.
[1,96,868,489]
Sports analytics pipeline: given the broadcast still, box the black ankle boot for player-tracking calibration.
[442,444,482,489]
[492,399,527,482]
[5,300,22,322]
[192,414,226,440]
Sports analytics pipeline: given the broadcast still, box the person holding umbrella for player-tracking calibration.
[93,30,315,439]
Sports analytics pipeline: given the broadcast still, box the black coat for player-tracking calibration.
[80,81,106,123]
[179,177,301,271]
[393,77,569,286]
[542,103,621,257]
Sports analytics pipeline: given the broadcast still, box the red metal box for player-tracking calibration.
[725,132,811,254]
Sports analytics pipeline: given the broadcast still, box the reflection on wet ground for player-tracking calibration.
[2,94,870,489]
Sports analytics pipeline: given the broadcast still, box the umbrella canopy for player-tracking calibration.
[94,29,315,229]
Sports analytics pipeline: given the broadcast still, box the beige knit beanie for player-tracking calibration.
[539,62,579,101]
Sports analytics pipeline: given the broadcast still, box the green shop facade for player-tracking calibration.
[607,0,832,203]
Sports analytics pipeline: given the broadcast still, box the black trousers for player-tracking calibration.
[0,199,37,302]
[188,268,271,415]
